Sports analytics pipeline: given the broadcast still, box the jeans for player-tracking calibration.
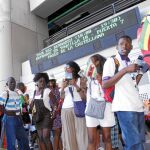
[116,111,145,150]
[4,115,30,150]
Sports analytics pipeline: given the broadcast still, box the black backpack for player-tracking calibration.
[0,91,9,116]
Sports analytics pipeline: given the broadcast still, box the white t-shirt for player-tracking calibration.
[43,88,52,111]
[62,79,83,109]
[102,53,144,112]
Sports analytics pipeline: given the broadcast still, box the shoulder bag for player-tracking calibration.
[0,91,9,116]
[85,80,106,119]
[69,86,86,118]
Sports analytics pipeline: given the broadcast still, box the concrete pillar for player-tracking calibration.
[0,0,13,92]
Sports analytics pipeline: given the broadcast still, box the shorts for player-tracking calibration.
[86,103,116,127]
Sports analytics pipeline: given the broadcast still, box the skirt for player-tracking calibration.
[61,107,88,150]
[34,98,53,130]
[35,112,53,130]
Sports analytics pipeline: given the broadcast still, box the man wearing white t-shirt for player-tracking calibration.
[102,35,145,150]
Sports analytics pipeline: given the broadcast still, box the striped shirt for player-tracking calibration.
[0,89,21,111]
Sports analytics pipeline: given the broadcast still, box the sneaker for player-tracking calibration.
[98,147,104,150]
[29,142,34,149]
[34,143,39,149]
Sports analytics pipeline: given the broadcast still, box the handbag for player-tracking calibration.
[85,98,106,119]
[68,86,86,118]
[85,80,106,119]
[73,100,86,117]
[32,111,43,123]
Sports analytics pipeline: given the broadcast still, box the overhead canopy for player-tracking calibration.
[29,0,72,18]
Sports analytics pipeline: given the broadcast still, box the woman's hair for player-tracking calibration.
[33,73,49,84]
[91,54,106,74]
[48,79,57,88]
[66,61,80,78]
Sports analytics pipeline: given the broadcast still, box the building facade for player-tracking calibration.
[0,0,48,92]
[0,0,150,97]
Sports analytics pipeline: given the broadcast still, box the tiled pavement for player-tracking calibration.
[33,136,150,150]
[1,135,150,149]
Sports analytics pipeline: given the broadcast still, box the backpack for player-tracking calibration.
[0,91,9,116]
[103,56,119,103]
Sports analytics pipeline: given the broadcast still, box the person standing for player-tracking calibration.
[43,74,63,150]
[85,54,116,150]
[16,82,31,127]
[31,73,53,150]
[0,77,30,150]
[102,35,146,150]
[60,61,88,150]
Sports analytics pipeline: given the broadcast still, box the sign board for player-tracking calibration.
[29,8,141,73]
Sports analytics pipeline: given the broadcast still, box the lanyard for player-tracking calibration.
[124,60,138,90]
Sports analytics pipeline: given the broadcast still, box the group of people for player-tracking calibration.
[0,74,63,150]
[0,35,149,150]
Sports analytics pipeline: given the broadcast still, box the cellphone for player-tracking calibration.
[78,70,85,77]
[65,72,73,80]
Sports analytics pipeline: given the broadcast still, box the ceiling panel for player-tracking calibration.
[30,0,72,18]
